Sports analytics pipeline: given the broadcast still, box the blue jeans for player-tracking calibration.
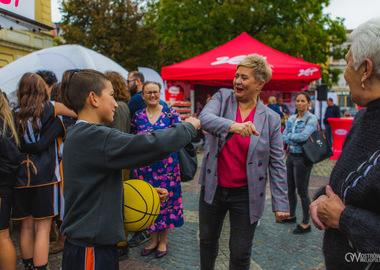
[199,185,257,270]
[286,153,313,224]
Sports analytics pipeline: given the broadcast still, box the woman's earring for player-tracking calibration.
[362,82,365,89]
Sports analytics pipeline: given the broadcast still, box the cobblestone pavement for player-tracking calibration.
[12,153,336,269]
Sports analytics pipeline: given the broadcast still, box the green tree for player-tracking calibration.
[60,0,160,70]
[146,0,346,84]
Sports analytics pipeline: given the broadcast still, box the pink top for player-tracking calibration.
[217,106,256,188]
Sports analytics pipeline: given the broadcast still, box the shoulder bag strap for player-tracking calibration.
[303,114,325,140]
[304,114,327,140]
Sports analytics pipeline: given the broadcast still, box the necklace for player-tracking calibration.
[146,107,156,118]
[146,105,162,118]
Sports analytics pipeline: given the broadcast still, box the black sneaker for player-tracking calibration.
[279,216,297,223]
[128,231,150,247]
[118,245,129,261]
[293,224,311,234]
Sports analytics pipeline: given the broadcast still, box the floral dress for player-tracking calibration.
[130,106,184,232]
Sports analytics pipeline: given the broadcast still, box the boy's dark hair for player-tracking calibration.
[129,71,145,84]
[36,70,58,87]
[61,69,110,114]
[50,83,62,102]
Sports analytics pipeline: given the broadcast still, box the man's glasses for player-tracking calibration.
[144,91,160,96]
[127,79,136,84]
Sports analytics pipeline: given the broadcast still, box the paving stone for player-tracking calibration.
[10,151,333,269]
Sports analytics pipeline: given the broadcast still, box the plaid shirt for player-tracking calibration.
[199,88,289,224]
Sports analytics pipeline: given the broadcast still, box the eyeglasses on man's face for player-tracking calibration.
[144,91,160,96]
[127,79,136,84]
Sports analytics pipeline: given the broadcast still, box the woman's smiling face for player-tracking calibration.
[142,83,161,107]
[233,66,264,102]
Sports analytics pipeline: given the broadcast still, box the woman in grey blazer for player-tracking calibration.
[198,54,290,270]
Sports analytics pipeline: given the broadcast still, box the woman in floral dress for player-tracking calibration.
[131,82,184,258]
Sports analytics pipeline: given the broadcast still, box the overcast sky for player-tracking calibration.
[51,0,380,30]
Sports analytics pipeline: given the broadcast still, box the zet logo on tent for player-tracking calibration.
[211,55,267,65]
[298,68,319,77]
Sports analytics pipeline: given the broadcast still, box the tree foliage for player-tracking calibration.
[60,0,160,70]
[59,0,346,85]
[146,0,347,84]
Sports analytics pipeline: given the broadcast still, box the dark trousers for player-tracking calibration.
[325,124,333,146]
[62,239,118,270]
[199,185,257,270]
[286,153,313,224]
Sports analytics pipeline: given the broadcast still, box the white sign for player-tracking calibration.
[335,129,348,136]
[0,0,35,20]
[168,86,180,94]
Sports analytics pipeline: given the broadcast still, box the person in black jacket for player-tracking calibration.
[0,89,20,270]
[323,98,340,146]
[310,18,380,270]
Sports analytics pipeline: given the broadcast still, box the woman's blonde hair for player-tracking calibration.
[268,96,276,105]
[0,90,19,145]
[142,81,162,93]
[237,54,272,83]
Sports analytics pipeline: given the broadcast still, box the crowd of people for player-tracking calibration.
[1,17,380,270]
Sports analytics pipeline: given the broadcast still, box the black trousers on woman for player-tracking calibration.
[286,153,313,224]
[199,185,258,270]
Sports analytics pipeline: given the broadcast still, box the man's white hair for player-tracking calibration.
[350,17,380,77]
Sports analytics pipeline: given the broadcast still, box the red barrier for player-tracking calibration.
[327,118,353,160]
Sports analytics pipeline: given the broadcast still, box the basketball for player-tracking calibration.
[123,179,161,232]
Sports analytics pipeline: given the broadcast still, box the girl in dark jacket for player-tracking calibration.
[13,73,74,270]
[0,89,20,270]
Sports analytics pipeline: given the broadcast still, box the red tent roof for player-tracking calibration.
[161,32,321,91]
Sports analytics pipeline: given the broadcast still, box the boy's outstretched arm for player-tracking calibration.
[104,117,200,170]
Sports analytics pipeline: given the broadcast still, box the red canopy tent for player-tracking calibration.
[162,32,321,92]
